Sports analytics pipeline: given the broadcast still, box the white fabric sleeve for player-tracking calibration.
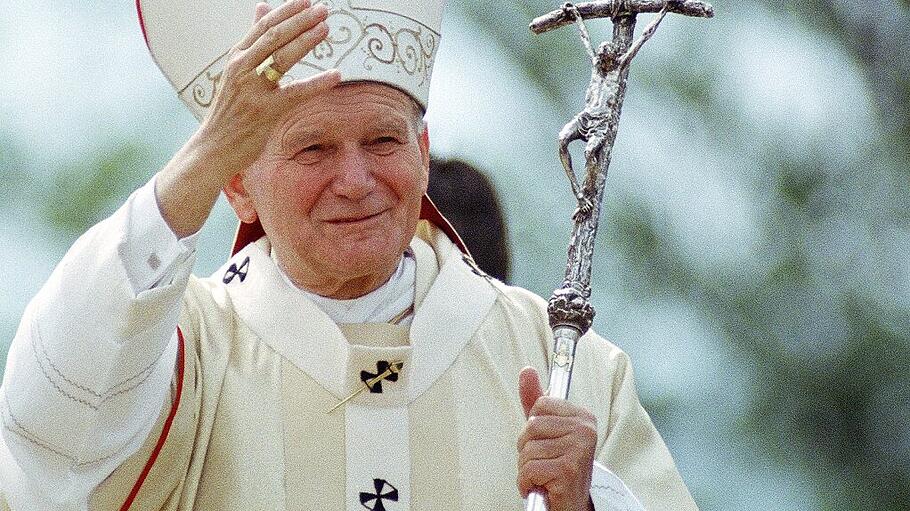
[0,176,198,511]
[590,460,647,510]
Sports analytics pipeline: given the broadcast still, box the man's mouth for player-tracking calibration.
[326,210,386,225]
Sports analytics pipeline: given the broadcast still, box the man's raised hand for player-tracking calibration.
[156,0,341,238]
[517,367,597,511]
[197,0,341,183]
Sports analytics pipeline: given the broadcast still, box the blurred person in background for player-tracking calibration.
[428,157,512,283]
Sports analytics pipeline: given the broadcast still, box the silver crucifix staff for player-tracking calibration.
[525,1,713,510]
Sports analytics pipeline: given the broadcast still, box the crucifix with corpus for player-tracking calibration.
[525,1,714,510]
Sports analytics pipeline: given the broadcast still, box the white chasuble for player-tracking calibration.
[77,220,696,511]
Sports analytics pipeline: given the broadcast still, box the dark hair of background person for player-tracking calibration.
[427,157,512,283]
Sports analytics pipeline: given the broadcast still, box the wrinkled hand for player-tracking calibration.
[197,0,341,185]
[517,367,597,511]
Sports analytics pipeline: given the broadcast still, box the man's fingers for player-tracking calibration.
[514,389,599,511]
[528,395,597,421]
[238,0,310,50]
[519,366,543,418]
[518,435,574,470]
[246,3,329,69]
[270,20,329,73]
[516,458,561,498]
[280,69,342,101]
[254,2,271,23]
[517,415,585,452]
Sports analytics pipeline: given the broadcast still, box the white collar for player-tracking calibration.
[271,249,416,326]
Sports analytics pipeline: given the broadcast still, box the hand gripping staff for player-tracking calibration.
[524,2,713,510]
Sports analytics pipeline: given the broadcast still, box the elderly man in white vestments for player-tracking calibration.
[0,1,699,510]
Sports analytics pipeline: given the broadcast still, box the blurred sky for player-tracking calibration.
[2,1,909,509]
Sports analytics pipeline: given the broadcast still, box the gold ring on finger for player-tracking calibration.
[255,54,284,83]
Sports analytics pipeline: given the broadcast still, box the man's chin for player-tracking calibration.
[326,247,404,280]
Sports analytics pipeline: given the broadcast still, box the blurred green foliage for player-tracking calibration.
[0,133,32,207]
[773,0,910,150]
[40,144,151,235]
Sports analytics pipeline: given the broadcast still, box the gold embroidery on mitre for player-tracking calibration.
[178,0,439,116]
[192,69,223,107]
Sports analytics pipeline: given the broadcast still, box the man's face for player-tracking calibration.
[226,82,429,296]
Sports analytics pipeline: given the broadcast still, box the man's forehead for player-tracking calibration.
[278,83,419,140]
[299,82,416,114]
[282,116,410,142]
[282,110,411,139]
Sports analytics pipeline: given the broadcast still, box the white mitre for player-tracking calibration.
[137,0,446,119]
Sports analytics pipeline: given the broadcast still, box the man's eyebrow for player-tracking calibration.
[367,118,411,136]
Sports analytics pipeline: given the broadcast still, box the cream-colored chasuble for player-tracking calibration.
[71,220,695,511]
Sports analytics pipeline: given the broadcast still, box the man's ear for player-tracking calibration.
[223,173,259,224]
[419,123,431,172]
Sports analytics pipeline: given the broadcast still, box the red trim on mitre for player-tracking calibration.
[135,0,150,49]
[120,327,186,511]
[230,193,471,257]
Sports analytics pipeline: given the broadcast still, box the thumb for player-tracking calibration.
[518,366,544,418]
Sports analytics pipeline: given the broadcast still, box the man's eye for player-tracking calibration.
[294,145,324,163]
[369,137,400,153]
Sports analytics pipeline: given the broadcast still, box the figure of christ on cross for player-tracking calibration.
[529,0,714,317]
[557,1,673,220]
[530,0,714,223]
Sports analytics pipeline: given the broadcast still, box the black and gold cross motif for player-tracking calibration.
[223,256,250,284]
[360,360,401,394]
[360,478,398,511]
[327,361,404,413]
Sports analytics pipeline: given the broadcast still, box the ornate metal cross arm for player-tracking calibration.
[530,0,714,34]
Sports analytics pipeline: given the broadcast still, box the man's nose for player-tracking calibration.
[331,146,376,200]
